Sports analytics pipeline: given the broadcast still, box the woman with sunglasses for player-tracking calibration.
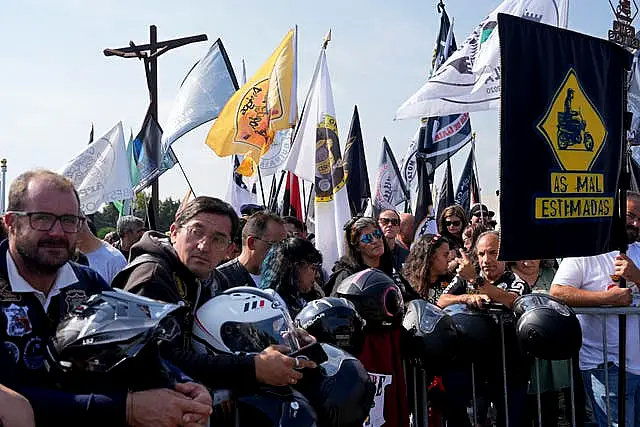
[323,217,396,296]
[259,237,323,318]
[438,205,467,255]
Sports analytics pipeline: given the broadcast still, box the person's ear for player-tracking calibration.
[169,223,179,244]
[247,235,256,251]
[2,213,16,232]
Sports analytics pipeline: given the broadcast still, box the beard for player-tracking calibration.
[627,224,639,243]
[15,236,75,275]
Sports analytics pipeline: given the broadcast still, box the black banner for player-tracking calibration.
[499,13,632,260]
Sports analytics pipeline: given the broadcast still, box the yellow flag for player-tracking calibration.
[236,155,257,177]
[205,29,297,163]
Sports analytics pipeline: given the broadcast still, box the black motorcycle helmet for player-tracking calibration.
[513,293,582,360]
[295,343,374,427]
[236,386,317,427]
[402,300,459,372]
[46,289,185,392]
[294,297,365,357]
[334,268,404,329]
[442,303,499,364]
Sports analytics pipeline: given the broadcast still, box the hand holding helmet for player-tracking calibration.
[193,286,317,387]
[255,345,316,386]
[462,293,491,309]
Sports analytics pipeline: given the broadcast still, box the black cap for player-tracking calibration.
[240,203,265,216]
[470,203,495,218]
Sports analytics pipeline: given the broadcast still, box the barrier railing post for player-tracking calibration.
[420,369,429,427]
[535,357,542,426]
[570,356,577,427]
[471,362,478,426]
[499,316,509,427]
[602,315,611,427]
[412,365,419,426]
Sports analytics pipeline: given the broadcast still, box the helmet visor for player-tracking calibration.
[221,315,300,353]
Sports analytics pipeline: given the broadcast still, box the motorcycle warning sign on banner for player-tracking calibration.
[498,13,632,260]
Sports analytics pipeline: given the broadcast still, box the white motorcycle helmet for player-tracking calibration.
[192,287,300,355]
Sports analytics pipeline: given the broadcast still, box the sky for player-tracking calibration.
[0,0,616,215]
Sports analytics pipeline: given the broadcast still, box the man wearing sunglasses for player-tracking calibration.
[469,203,496,229]
[378,210,409,272]
[0,170,212,427]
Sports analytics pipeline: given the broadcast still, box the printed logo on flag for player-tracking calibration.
[260,128,292,172]
[535,68,612,219]
[234,78,284,151]
[374,163,398,211]
[315,114,346,203]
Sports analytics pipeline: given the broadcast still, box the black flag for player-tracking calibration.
[414,4,469,240]
[88,123,94,144]
[343,105,371,216]
[435,158,455,224]
[455,143,480,216]
[414,123,436,241]
[499,13,631,260]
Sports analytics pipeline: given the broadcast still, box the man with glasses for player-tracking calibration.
[378,209,409,272]
[217,211,287,290]
[113,200,310,394]
[0,170,212,426]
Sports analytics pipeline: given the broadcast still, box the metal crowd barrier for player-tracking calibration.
[204,307,640,427]
[406,306,640,427]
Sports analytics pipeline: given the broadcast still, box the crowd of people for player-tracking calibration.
[0,168,638,427]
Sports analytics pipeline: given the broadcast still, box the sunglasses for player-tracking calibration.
[360,229,384,244]
[445,220,461,227]
[379,217,400,226]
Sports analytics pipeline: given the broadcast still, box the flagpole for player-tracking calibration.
[304,183,314,222]
[0,159,6,214]
[170,148,197,197]
[301,180,306,211]
[257,165,267,207]
[468,133,486,223]
[269,171,286,212]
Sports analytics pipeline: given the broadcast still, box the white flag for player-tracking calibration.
[395,0,569,118]
[285,49,350,271]
[162,39,238,152]
[400,127,421,199]
[59,122,133,214]
[226,155,258,216]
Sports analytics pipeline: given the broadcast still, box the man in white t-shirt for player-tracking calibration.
[76,220,127,284]
[551,191,640,427]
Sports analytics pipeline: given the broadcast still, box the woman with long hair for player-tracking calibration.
[402,234,452,305]
[438,205,467,254]
[260,237,323,318]
[323,217,394,296]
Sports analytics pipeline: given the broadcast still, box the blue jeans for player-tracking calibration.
[581,364,640,427]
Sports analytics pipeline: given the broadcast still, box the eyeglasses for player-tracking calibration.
[254,236,280,248]
[445,220,461,227]
[360,229,384,244]
[378,217,400,227]
[8,211,85,233]
[186,224,232,250]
